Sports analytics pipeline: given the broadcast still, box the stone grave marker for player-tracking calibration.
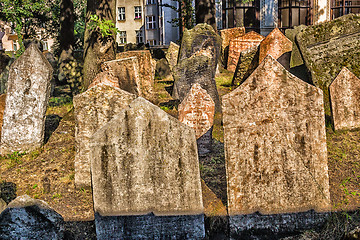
[90,97,205,239]
[219,27,245,67]
[285,25,307,68]
[297,14,360,113]
[178,83,215,155]
[258,28,292,64]
[223,55,331,237]
[73,74,136,189]
[0,43,53,154]
[173,50,221,112]
[165,41,180,71]
[227,31,264,72]
[330,67,360,131]
[101,57,141,96]
[232,45,260,87]
[88,71,120,89]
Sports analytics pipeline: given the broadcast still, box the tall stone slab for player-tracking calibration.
[330,67,360,131]
[165,41,180,71]
[90,97,205,239]
[258,28,292,64]
[227,31,264,72]
[297,14,360,113]
[219,27,245,66]
[222,55,330,237]
[101,57,142,96]
[88,71,120,89]
[116,50,155,102]
[73,77,136,189]
[232,45,260,86]
[285,25,307,68]
[0,44,53,154]
[178,83,215,155]
[173,50,221,112]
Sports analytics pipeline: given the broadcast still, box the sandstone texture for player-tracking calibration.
[220,27,245,66]
[227,31,264,72]
[90,97,203,216]
[0,43,53,154]
[165,41,180,71]
[285,25,306,68]
[88,71,120,89]
[73,82,136,189]
[116,50,155,102]
[258,28,293,64]
[232,45,260,86]
[222,55,330,216]
[330,67,360,131]
[101,57,141,95]
[0,195,64,240]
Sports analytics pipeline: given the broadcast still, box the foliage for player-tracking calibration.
[160,0,195,30]
[73,0,87,50]
[87,14,119,39]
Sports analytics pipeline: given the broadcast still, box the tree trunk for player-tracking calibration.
[82,0,116,90]
[195,0,217,31]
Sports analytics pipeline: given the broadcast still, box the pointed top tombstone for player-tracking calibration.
[330,67,360,131]
[0,43,53,154]
[88,72,120,89]
[258,28,292,64]
[165,41,180,71]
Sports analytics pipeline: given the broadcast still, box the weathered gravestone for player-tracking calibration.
[227,31,264,72]
[0,43,53,154]
[165,41,180,71]
[330,67,360,131]
[101,57,142,96]
[285,25,307,68]
[297,14,360,113]
[232,45,260,87]
[0,94,6,136]
[178,83,215,155]
[173,50,221,112]
[73,74,136,189]
[0,195,64,240]
[222,55,331,238]
[219,27,245,67]
[88,71,120,89]
[90,97,205,239]
[258,28,293,64]
[116,50,156,102]
[155,58,172,79]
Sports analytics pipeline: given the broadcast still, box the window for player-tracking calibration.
[135,6,142,19]
[278,0,311,30]
[118,7,125,21]
[147,16,156,29]
[136,30,143,43]
[147,39,157,46]
[147,0,156,4]
[223,0,260,31]
[119,31,127,44]
[331,0,360,19]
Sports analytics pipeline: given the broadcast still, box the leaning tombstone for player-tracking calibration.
[73,72,136,189]
[0,195,64,240]
[165,41,180,72]
[285,25,307,68]
[223,55,331,238]
[330,67,360,131]
[227,31,264,72]
[232,45,260,87]
[178,83,215,155]
[297,14,360,113]
[0,43,53,154]
[90,97,205,239]
[173,50,221,112]
[219,27,245,67]
[258,28,292,64]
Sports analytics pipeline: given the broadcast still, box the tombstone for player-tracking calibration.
[155,58,171,79]
[222,55,331,238]
[165,41,180,71]
[0,195,64,240]
[330,67,360,131]
[258,28,292,64]
[73,75,136,189]
[88,71,120,89]
[173,50,221,112]
[227,31,264,72]
[232,45,260,87]
[285,25,307,68]
[179,23,222,73]
[219,27,245,67]
[0,43,53,154]
[116,50,156,102]
[0,94,6,136]
[296,14,360,113]
[178,83,215,155]
[101,57,142,96]
[90,97,205,239]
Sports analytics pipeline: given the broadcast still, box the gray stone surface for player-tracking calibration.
[0,195,64,240]
[155,58,171,79]
[73,81,136,189]
[223,55,330,217]
[232,45,260,87]
[285,25,306,68]
[165,41,180,71]
[0,43,53,154]
[329,67,360,131]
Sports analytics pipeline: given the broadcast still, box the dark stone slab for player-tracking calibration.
[232,45,260,87]
[197,127,213,156]
[285,25,306,68]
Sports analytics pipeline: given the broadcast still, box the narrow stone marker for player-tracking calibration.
[73,73,136,189]
[330,67,360,131]
[220,27,245,66]
[222,55,331,238]
[90,97,205,239]
[165,41,180,71]
[232,45,260,87]
[0,43,53,154]
[178,83,215,155]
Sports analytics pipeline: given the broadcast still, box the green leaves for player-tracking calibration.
[88,14,119,39]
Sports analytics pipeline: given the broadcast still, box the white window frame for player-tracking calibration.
[136,30,143,43]
[147,39,156,46]
[118,7,125,21]
[118,31,127,44]
[135,6,142,19]
[147,0,156,4]
[146,16,156,29]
